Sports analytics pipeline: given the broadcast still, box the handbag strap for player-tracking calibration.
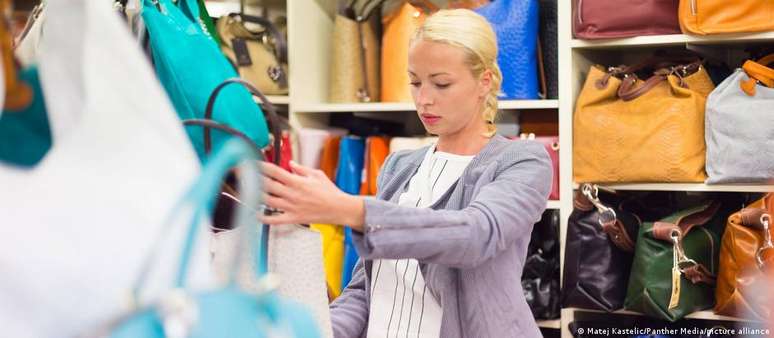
[203,78,282,165]
[131,138,263,300]
[227,13,288,65]
[616,60,703,101]
[578,184,637,252]
[740,54,774,96]
[652,201,721,285]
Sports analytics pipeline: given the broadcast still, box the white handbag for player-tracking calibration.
[705,55,774,184]
[0,1,209,337]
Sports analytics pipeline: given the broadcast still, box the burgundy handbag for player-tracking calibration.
[511,134,559,200]
[573,0,681,40]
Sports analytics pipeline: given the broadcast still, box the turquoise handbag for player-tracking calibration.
[97,139,320,338]
[142,0,270,160]
[0,67,51,167]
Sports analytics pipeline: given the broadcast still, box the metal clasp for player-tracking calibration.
[581,184,617,226]
[757,213,773,270]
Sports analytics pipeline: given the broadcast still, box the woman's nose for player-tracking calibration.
[414,84,434,107]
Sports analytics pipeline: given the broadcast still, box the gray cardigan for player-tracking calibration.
[330,134,552,338]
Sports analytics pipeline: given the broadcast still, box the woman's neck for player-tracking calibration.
[435,131,491,155]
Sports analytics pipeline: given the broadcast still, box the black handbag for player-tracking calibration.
[538,0,557,99]
[522,209,561,319]
[562,184,674,312]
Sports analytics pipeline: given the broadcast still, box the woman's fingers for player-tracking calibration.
[262,193,293,212]
[262,177,290,198]
[289,160,314,177]
[260,161,297,186]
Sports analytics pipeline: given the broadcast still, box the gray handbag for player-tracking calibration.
[705,55,774,184]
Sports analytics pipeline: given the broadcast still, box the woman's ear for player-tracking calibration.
[478,69,493,98]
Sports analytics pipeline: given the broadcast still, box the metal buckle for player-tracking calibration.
[581,184,618,226]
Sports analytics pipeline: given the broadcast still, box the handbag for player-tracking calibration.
[624,201,725,322]
[522,209,561,319]
[381,1,426,102]
[562,184,673,312]
[573,56,714,183]
[336,136,366,288]
[329,1,381,102]
[297,127,348,169]
[538,0,557,99]
[0,67,51,167]
[573,0,681,39]
[476,0,539,99]
[142,0,270,160]
[679,0,774,35]
[217,13,289,95]
[2,8,32,111]
[517,133,559,200]
[99,139,320,338]
[715,195,774,320]
[360,135,390,195]
[705,54,774,184]
[0,0,204,334]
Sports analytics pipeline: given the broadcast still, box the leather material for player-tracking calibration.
[329,14,380,103]
[142,0,270,160]
[335,136,365,288]
[381,2,426,102]
[310,223,346,299]
[562,187,674,312]
[264,131,293,171]
[522,209,561,319]
[539,0,558,99]
[1,7,33,111]
[476,0,539,99]
[715,196,773,320]
[320,135,343,181]
[624,202,727,322]
[360,136,390,196]
[217,14,289,95]
[705,56,774,184]
[679,0,774,35]
[573,60,714,183]
[573,0,681,39]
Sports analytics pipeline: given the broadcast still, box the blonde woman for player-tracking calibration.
[261,9,552,338]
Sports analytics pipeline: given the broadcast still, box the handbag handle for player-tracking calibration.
[615,60,703,101]
[131,138,264,301]
[578,184,636,252]
[740,54,774,96]
[652,201,721,285]
[227,13,288,65]
[737,207,774,270]
[203,78,282,165]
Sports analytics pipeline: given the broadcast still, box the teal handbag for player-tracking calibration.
[96,139,320,338]
[0,67,51,167]
[142,0,270,160]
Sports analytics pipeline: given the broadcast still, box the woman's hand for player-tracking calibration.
[260,161,365,231]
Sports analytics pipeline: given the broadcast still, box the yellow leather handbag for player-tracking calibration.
[381,2,427,102]
[573,57,714,183]
[679,0,774,35]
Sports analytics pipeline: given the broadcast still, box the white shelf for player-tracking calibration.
[567,307,762,323]
[591,183,774,193]
[571,32,774,49]
[293,100,558,113]
[537,319,561,329]
[263,95,290,105]
[547,200,561,210]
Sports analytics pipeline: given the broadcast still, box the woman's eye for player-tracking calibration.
[435,83,451,89]
[410,82,421,87]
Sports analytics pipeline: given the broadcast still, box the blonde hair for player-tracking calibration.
[410,9,502,137]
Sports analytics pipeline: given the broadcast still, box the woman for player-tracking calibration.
[261,9,552,338]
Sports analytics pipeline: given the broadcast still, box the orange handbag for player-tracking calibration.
[573,57,714,183]
[381,2,427,102]
[715,195,774,320]
[360,136,390,195]
[320,135,343,181]
[679,0,774,35]
[1,3,32,111]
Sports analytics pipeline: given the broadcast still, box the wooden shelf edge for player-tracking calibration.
[547,200,561,209]
[571,31,774,49]
[566,307,763,323]
[537,319,561,329]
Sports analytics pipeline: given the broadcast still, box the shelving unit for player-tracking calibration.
[558,2,774,337]
[538,319,562,330]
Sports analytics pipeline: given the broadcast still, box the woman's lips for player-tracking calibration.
[420,114,441,125]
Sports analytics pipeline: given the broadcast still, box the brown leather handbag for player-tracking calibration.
[679,0,774,35]
[573,56,714,183]
[573,0,681,40]
[715,195,774,320]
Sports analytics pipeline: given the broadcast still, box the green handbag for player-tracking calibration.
[624,202,723,321]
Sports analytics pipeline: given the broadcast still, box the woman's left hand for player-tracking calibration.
[260,161,365,231]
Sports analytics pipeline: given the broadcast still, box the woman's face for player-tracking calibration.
[408,39,491,138]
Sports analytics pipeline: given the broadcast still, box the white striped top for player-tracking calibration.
[366,144,473,338]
